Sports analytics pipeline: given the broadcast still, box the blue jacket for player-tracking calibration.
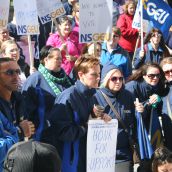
[0,112,18,172]
[22,70,72,141]
[95,87,135,161]
[133,43,164,69]
[161,82,172,150]
[100,43,132,79]
[48,80,97,172]
[0,92,25,140]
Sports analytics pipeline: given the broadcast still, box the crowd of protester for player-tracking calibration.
[0,0,172,172]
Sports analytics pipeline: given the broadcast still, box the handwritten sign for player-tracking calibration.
[13,0,39,35]
[79,0,113,42]
[37,0,65,24]
[0,0,10,29]
[87,119,118,172]
[79,0,113,43]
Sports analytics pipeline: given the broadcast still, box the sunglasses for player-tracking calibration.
[1,69,21,76]
[152,33,162,38]
[147,73,160,79]
[164,69,172,75]
[8,48,19,53]
[113,34,119,38]
[110,76,123,82]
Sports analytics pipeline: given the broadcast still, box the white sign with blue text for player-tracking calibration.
[79,0,113,43]
[0,0,10,29]
[87,119,118,172]
[36,0,65,24]
[13,0,39,35]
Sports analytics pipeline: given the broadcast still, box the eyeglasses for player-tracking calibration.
[0,31,8,35]
[8,48,19,53]
[147,73,161,79]
[113,34,120,38]
[1,69,21,76]
[164,69,172,75]
[110,76,123,82]
[152,33,162,38]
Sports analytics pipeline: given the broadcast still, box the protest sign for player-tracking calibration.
[37,0,65,24]
[13,0,39,35]
[87,119,118,172]
[79,0,113,43]
[0,0,10,29]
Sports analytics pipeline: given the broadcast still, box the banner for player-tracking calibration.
[0,0,10,29]
[79,0,113,43]
[13,0,39,35]
[36,0,65,24]
[87,119,118,172]
[143,0,172,38]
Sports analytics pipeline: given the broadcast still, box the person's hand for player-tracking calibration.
[19,120,35,138]
[139,50,145,59]
[66,55,77,62]
[93,104,104,118]
[60,43,67,51]
[101,113,112,122]
[134,98,144,113]
[149,94,159,105]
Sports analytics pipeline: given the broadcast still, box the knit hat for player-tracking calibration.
[101,61,122,82]
[3,140,61,172]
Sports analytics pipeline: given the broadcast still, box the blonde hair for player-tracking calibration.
[160,57,172,68]
[123,0,136,14]
[101,69,124,88]
[1,40,17,54]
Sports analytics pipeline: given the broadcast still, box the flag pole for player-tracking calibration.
[140,0,144,51]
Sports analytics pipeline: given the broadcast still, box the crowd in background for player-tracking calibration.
[0,0,172,172]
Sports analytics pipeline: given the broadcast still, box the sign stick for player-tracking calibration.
[27,35,34,68]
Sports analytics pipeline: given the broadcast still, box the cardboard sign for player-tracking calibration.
[79,0,113,43]
[87,119,118,172]
[13,0,39,35]
[0,0,10,29]
[37,0,65,24]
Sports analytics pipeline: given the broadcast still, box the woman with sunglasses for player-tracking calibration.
[160,57,172,151]
[125,63,168,171]
[22,45,73,142]
[95,62,143,172]
[46,15,83,77]
[133,28,170,70]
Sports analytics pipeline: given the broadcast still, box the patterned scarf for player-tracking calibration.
[38,64,72,95]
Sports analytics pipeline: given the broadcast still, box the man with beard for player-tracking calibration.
[0,58,35,140]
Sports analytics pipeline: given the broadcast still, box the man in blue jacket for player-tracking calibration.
[0,58,35,140]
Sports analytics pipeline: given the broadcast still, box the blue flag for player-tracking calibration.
[149,108,163,151]
[143,0,172,39]
[136,112,153,159]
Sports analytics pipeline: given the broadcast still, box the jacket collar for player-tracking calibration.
[75,80,96,97]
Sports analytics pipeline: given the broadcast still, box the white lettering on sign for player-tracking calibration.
[147,2,169,24]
